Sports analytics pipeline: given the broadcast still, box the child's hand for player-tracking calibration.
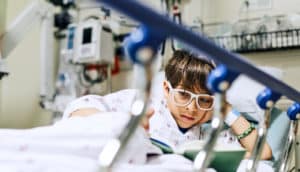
[140,108,155,131]
[70,108,101,117]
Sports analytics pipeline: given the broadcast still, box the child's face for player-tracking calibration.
[163,80,214,129]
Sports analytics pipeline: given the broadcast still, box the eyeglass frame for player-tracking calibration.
[166,81,215,111]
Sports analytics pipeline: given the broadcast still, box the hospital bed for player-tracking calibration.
[0,0,299,171]
[0,70,293,172]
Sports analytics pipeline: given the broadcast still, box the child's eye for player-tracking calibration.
[198,97,213,104]
[175,91,191,100]
[178,91,190,97]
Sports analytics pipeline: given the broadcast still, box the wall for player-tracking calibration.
[0,0,52,128]
[0,0,6,35]
[244,50,300,90]
[202,0,300,90]
[0,0,7,121]
[124,0,300,91]
[203,0,300,24]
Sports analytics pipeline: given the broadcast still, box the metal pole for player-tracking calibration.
[295,121,300,171]
[40,8,55,101]
[98,64,154,170]
[277,121,298,172]
[194,93,226,171]
[246,109,271,172]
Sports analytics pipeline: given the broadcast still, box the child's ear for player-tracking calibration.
[163,80,169,98]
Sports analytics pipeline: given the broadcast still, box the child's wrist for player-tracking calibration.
[224,109,240,126]
[237,123,256,140]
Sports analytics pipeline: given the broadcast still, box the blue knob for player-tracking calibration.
[256,88,281,109]
[207,64,239,93]
[123,25,165,65]
[287,103,300,121]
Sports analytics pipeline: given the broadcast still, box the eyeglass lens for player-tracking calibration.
[173,90,213,109]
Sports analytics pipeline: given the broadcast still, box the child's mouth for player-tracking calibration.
[180,114,195,122]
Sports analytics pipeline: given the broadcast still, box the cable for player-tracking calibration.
[288,166,295,172]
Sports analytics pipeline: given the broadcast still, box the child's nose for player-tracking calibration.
[187,98,198,110]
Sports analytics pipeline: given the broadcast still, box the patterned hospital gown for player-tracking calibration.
[63,89,241,151]
[63,89,276,172]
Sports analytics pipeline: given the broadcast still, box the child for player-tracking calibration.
[63,50,272,164]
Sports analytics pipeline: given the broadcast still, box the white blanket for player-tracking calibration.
[0,112,216,172]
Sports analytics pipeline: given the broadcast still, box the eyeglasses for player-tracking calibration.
[167,81,214,111]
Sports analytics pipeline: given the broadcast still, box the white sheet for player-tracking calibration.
[0,112,216,172]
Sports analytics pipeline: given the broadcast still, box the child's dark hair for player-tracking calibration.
[165,50,215,94]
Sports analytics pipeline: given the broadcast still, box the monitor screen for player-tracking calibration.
[82,27,93,44]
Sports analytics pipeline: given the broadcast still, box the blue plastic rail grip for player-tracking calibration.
[97,0,300,103]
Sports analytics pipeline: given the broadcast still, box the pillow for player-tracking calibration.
[225,66,290,163]
[226,66,284,122]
